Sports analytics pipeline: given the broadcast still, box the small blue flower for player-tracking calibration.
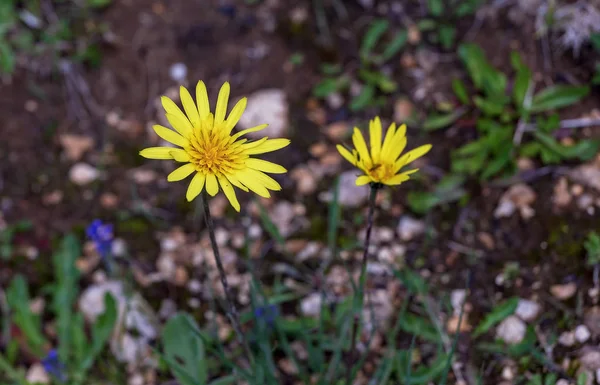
[42,349,66,382]
[86,219,114,258]
[254,304,279,326]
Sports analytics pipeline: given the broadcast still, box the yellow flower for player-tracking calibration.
[336,117,431,186]
[140,81,290,212]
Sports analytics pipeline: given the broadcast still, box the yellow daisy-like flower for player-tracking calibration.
[140,81,290,212]
[336,117,432,186]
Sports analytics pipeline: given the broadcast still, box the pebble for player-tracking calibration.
[59,134,94,161]
[325,121,350,140]
[551,282,577,300]
[496,315,526,345]
[394,98,414,122]
[576,325,592,343]
[26,363,49,384]
[169,63,187,82]
[238,89,288,138]
[69,163,100,185]
[337,171,370,207]
[515,299,541,322]
[494,183,536,219]
[128,373,145,385]
[291,166,318,195]
[326,92,344,110]
[451,289,467,315]
[300,293,322,317]
[397,216,426,241]
[79,281,125,322]
[558,331,576,347]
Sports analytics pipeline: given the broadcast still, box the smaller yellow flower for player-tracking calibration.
[336,117,431,186]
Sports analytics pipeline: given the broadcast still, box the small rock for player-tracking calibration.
[477,232,495,250]
[326,92,344,110]
[100,193,119,209]
[553,177,572,208]
[130,169,157,184]
[337,171,370,207]
[29,297,45,315]
[159,299,177,319]
[42,190,63,205]
[407,24,421,44]
[576,325,592,343]
[325,121,350,141]
[551,282,577,300]
[451,289,467,315]
[495,183,536,219]
[555,379,569,385]
[558,331,576,346]
[397,216,425,241]
[515,299,541,322]
[79,281,125,323]
[394,98,414,122]
[59,134,94,161]
[238,89,288,138]
[357,0,374,8]
[169,63,187,82]
[579,347,600,371]
[271,201,295,237]
[584,307,600,336]
[128,373,145,385]
[26,363,49,384]
[501,366,515,381]
[446,313,472,333]
[496,315,526,345]
[69,163,100,186]
[291,167,317,195]
[569,163,600,192]
[300,293,322,317]
[578,194,595,211]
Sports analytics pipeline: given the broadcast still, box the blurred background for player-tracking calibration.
[3,0,600,384]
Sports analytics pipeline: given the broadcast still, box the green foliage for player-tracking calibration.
[0,220,33,260]
[585,231,600,266]
[0,0,111,78]
[420,0,482,49]
[473,297,519,338]
[4,234,117,384]
[312,18,407,111]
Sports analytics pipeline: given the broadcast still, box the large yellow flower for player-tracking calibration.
[336,117,431,186]
[140,81,290,212]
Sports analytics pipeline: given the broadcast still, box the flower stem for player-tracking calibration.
[202,192,253,366]
[346,184,378,384]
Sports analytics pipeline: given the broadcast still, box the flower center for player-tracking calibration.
[367,163,395,182]
[185,125,246,175]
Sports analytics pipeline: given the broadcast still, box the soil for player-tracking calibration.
[3,0,600,383]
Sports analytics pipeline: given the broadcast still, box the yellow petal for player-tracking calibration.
[224,97,247,134]
[139,147,173,159]
[218,175,240,212]
[369,117,382,163]
[394,144,432,171]
[385,136,407,164]
[195,81,210,119]
[356,175,371,186]
[380,123,397,160]
[225,173,249,192]
[352,128,371,166]
[231,124,268,141]
[161,97,192,135]
[244,138,290,155]
[166,112,193,137]
[206,174,219,196]
[214,82,230,125]
[384,173,411,186]
[246,158,287,174]
[247,169,281,191]
[336,145,357,166]
[153,125,187,147]
[169,149,190,162]
[186,172,206,201]
[168,163,195,182]
[180,86,201,128]
[236,171,271,198]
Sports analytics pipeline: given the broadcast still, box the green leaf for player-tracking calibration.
[481,144,513,180]
[360,19,389,60]
[393,269,428,294]
[395,350,448,384]
[473,297,519,338]
[591,33,600,51]
[79,293,117,372]
[53,234,81,363]
[0,41,15,75]
[422,108,467,131]
[398,313,440,342]
[439,24,456,50]
[530,85,590,112]
[257,200,285,246]
[380,30,408,62]
[452,79,470,105]
[534,132,600,161]
[350,84,376,111]
[458,44,486,89]
[359,69,397,92]
[6,276,46,356]
[427,0,444,17]
[162,313,208,385]
[513,62,532,109]
[312,78,340,98]
[87,0,112,8]
[473,96,505,116]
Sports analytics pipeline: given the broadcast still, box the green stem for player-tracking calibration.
[202,192,254,367]
[345,184,378,385]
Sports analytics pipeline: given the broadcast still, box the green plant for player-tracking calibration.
[1,234,117,385]
[0,220,32,260]
[312,18,407,111]
[0,0,112,78]
[585,231,600,266]
[419,0,482,49]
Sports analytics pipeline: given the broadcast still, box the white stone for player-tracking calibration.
[337,171,370,207]
[397,216,426,241]
[161,237,179,252]
[128,373,145,385]
[238,89,288,138]
[79,281,125,322]
[26,363,49,384]
[558,331,576,347]
[576,325,592,343]
[451,290,467,315]
[300,293,322,317]
[69,163,100,186]
[515,299,541,322]
[496,315,526,345]
[111,238,127,257]
[169,63,187,82]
